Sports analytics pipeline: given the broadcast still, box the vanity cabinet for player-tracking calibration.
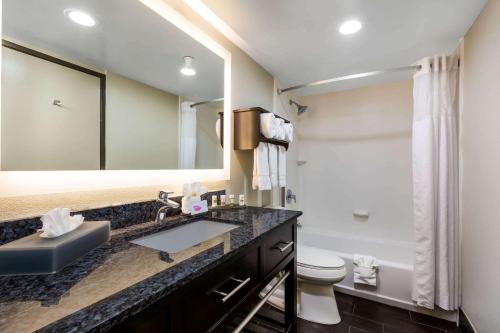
[182,247,259,332]
[110,218,297,333]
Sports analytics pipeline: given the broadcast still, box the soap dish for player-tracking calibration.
[0,221,110,276]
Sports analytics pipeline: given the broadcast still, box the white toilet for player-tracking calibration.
[297,245,346,324]
[262,244,346,325]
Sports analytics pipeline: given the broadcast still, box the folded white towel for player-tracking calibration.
[354,266,377,286]
[276,118,286,140]
[353,254,379,286]
[283,123,294,143]
[215,118,221,142]
[353,254,378,268]
[39,208,84,238]
[268,144,278,187]
[260,113,278,139]
[278,145,286,187]
[252,142,272,190]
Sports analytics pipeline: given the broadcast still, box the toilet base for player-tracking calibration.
[298,282,341,325]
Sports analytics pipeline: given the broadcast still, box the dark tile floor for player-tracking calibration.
[333,292,460,333]
[245,292,460,333]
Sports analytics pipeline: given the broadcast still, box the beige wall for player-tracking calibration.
[106,72,179,170]
[298,81,414,242]
[1,47,101,170]
[461,1,500,332]
[0,0,275,219]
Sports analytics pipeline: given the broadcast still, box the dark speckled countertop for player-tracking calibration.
[0,206,301,333]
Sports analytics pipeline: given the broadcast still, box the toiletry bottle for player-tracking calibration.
[211,195,218,207]
[239,194,245,206]
[229,194,235,206]
[220,194,226,206]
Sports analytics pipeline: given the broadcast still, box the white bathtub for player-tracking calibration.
[298,227,456,321]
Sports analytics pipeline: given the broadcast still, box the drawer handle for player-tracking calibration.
[213,277,251,303]
[233,271,291,333]
[274,241,294,252]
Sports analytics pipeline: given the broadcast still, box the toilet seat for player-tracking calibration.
[297,245,346,282]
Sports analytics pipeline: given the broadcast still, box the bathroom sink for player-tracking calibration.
[131,220,238,253]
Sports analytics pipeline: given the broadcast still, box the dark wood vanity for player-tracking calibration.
[110,218,297,333]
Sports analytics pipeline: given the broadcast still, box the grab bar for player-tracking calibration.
[232,270,291,333]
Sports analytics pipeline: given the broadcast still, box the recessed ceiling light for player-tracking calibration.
[180,56,196,76]
[339,20,362,35]
[64,9,96,27]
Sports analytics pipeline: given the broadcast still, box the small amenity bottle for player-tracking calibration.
[220,194,226,206]
[229,194,235,206]
[239,194,245,206]
[211,195,218,207]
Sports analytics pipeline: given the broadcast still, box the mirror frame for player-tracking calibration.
[0,0,231,197]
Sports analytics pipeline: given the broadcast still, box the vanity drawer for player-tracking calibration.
[262,221,295,276]
[183,247,259,332]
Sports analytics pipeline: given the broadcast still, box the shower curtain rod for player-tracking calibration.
[277,65,421,95]
[190,97,224,108]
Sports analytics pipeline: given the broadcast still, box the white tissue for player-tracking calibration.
[182,182,208,214]
[39,208,84,238]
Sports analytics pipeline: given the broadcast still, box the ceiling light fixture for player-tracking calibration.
[339,20,362,35]
[64,9,96,27]
[180,56,196,76]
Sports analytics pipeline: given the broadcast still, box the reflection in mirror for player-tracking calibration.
[1,0,224,171]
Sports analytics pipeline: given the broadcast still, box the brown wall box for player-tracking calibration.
[233,107,289,151]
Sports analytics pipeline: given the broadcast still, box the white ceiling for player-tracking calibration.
[3,0,224,102]
[203,0,487,95]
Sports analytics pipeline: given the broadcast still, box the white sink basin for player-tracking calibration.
[131,220,238,253]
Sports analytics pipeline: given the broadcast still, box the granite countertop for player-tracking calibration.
[0,206,302,333]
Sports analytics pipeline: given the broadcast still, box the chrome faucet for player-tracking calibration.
[155,191,180,223]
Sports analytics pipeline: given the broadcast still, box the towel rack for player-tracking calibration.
[233,107,289,151]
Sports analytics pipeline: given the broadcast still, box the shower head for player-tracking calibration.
[289,99,308,115]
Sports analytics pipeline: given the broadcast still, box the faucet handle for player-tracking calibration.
[158,190,174,201]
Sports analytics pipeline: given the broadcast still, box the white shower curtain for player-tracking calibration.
[412,55,460,311]
[179,101,197,169]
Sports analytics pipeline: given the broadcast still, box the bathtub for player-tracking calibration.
[298,227,457,321]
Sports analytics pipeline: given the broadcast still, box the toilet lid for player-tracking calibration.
[298,245,345,269]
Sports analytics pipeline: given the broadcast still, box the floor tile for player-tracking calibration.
[297,318,350,333]
[352,297,411,324]
[384,318,447,333]
[335,292,355,305]
[338,299,355,314]
[410,311,459,332]
[349,327,372,333]
[249,292,457,333]
[341,312,384,333]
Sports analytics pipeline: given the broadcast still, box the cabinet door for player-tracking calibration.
[182,247,259,332]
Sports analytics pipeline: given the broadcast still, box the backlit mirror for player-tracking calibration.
[1,0,225,171]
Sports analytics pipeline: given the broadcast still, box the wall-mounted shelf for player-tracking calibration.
[233,107,289,151]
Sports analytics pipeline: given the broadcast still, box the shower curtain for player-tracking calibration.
[179,101,197,169]
[412,55,460,311]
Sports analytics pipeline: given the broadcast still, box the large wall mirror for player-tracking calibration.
[1,0,227,172]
